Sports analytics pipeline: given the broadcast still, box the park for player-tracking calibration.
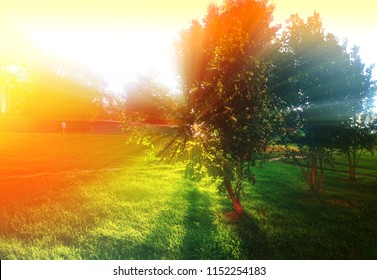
[0,0,377,260]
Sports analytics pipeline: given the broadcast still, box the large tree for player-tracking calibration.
[167,0,278,214]
[270,13,375,191]
[335,47,376,180]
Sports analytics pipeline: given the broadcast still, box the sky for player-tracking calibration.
[1,0,377,94]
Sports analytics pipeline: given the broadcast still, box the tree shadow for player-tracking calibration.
[231,213,274,259]
[118,180,231,259]
[179,183,218,259]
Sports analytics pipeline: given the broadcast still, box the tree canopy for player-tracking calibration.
[167,0,279,214]
[270,12,376,191]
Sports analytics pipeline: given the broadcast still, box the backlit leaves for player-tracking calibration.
[173,0,277,192]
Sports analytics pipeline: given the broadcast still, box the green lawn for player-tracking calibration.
[0,133,241,259]
[243,161,377,259]
[0,133,376,259]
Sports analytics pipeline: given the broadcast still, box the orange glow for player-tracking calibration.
[0,0,223,92]
[1,0,376,94]
[0,0,376,261]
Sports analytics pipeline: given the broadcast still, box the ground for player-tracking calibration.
[0,133,376,259]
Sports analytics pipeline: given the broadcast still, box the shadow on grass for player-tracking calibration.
[232,162,377,259]
[80,161,377,260]
[102,179,241,260]
[179,184,219,259]
[231,213,272,259]
[103,180,222,259]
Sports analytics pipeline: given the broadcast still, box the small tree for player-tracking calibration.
[337,115,377,180]
[123,77,177,125]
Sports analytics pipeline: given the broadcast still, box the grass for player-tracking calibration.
[0,133,376,259]
[0,133,141,177]
[331,152,377,177]
[0,133,241,260]
[240,161,377,259]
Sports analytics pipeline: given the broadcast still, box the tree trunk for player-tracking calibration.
[347,150,356,180]
[224,178,244,215]
[318,157,323,194]
[311,155,318,191]
[306,171,312,193]
[352,147,357,180]
[307,154,325,193]
[349,161,356,180]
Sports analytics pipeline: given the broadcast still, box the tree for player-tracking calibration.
[335,115,377,180]
[97,93,127,121]
[334,47,376,180]
[270,12,375,191]
[0,62,32,114]
[0,34,37,115]
[123,76,177,125]
[167,0,277,214]
[270,13,336,193]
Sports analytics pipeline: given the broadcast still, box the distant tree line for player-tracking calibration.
[0,55,126,129]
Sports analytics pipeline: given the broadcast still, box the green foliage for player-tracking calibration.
[270,12,376,190]
[271,12,375,135]
[169,0,278,206]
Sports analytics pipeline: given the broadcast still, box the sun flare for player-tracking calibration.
[0,0,225,94]
[0,0,376,97]
[18,23,178,93]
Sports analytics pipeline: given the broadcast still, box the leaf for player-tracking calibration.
[231,116,237,122]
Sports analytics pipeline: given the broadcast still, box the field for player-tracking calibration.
[0,133,377,259]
